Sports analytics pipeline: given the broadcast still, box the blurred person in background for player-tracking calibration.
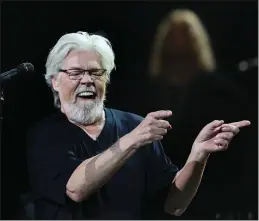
[149,9,216,86]
[137,9,255,219]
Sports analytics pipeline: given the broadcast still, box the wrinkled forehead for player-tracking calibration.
[62,49,102,69]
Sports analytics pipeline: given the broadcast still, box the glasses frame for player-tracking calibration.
[59,68,107,80]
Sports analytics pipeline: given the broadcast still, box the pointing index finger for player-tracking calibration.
[227,120,251,128]
[147,110,172,120]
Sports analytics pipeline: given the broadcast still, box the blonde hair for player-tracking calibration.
[149,9,216,78]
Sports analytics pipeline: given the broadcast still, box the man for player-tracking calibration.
[26,31,250,219]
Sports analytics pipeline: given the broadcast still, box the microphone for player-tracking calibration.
[0,62,34,83]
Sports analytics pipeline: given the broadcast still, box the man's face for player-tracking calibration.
[52,49,107,125]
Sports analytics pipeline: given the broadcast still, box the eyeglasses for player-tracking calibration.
[59,68,107,80]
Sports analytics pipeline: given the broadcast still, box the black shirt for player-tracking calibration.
[26,108,178,219]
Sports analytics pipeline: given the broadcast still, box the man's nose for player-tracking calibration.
[80,72,93,84]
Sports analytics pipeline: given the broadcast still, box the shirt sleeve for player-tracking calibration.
[26,127,83,205]
[145,141,179,197]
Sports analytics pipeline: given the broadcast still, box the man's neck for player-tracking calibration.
[76,110,106,140]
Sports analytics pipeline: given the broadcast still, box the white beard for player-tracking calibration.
[63,98,104,125]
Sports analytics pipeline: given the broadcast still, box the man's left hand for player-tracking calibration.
[191,120,251,159]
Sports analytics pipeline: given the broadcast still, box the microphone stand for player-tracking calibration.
[0,83,3,219]
[0,83,3,145]
[0,83,3,147]
[0,84,3,147]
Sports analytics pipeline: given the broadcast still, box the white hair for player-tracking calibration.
[45,31,116,108]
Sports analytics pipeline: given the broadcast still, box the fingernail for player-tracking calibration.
[168,125,172,129]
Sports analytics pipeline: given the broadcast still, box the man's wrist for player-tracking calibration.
[119,134,139,152]
[188,149,210,163]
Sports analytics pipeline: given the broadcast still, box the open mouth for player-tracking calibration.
[77,91,96,100]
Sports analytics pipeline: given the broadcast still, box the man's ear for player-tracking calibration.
[51,75,60,92]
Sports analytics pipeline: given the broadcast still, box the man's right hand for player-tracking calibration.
[126,110,172,149]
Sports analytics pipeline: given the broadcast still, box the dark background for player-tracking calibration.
[1,1,258,219]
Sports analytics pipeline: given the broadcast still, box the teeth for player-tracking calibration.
[78,91,94,96]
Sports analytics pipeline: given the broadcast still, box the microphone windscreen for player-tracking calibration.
[17,62,34,72]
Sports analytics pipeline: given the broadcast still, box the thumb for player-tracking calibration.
[196,120,224,142]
